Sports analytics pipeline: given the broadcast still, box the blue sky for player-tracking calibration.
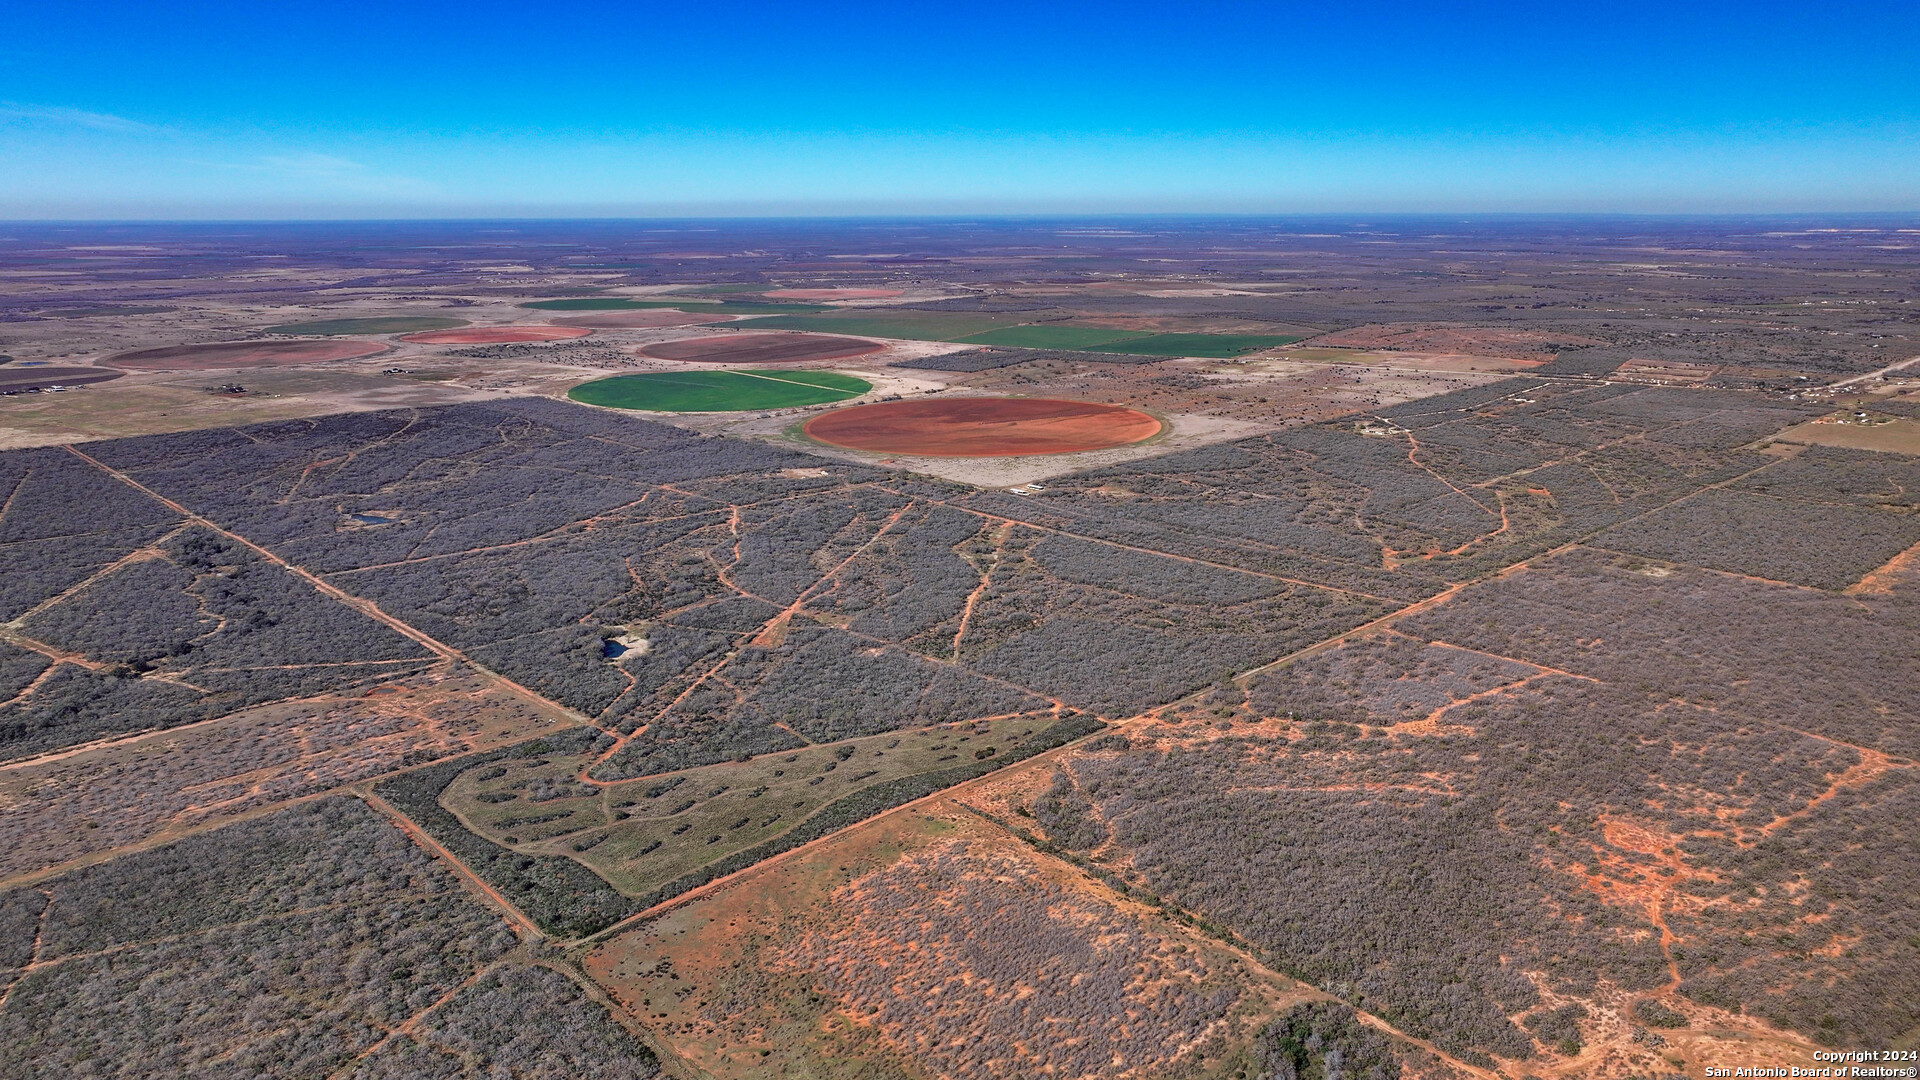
[4,0,1917,217]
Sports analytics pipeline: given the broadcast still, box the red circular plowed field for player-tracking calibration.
[803,398,1163,457]
[554,310,730,329]
[104,340,387,371]
[763,288,903,300]
[398,325,589,344]
[639,332,884,365]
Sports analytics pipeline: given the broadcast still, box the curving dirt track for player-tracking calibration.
[553,310,731,329]
[763,288,904,300]
[803,397,1163,457]
[104,339,387,371]
[398,325,589,344]
[639,332,884,365]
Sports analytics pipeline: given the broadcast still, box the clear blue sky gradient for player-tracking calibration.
[4,0,1917,216]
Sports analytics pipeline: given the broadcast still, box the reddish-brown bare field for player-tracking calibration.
[762,288,903,300]
[397,325,589,344]
[585,807,1305,1080]
[804,397,1163,457]
[553,310,731,329]
[639,332,884,364]
[1307,324,1605,358]
[104,339,388,371]
[0,366,124,392]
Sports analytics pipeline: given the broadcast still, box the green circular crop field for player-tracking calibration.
[568,369,871,412]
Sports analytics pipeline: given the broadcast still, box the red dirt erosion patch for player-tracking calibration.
[397,325,589,344]
[803,397,1164,457]
[104,339,388,371]
[639,332,885,365]
[553,310,732,329]
[762,287,904,300]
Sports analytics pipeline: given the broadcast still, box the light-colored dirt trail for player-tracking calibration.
[65,445,590,729]
[1213,567,1520,694]
[279,453,349,505]
[1828,353,1920,389]
[1393,672,1560,735]
[1759,746,1900,838]
[749,505,910,648]
[0,671,553,890]
[15,899,403,976]
[1579,540,1823,593]
[183,658,433,675]
[1845,535,1920,595]
[0,788,345,894]
[0,627,108,672]
[1237,451,1807,694]
[330,495,669,573]
[8,525,190,624]
[951,521,1012,662]
[0,891,52,1015]
[577,501,910,779]
[947,801,1509,1080]
[359,789,541,941]
[577,499,1072,783]
[1401,426,1500,509]
[0,682,397,774]
[0,472,28,532]
[1412,633,1601,683]
[0,660,68,713]
[938,501,1396,603]
[327,961,499,1077]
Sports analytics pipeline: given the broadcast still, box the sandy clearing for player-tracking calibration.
[803,397,1163,457]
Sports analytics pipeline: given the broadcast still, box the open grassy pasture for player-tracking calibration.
[1776,413,1920,456]
[440,715,1056,898]
[1088,332,1306,357]
[264,315,467,335]
[955,324,1151,350]
[567,369,870,412]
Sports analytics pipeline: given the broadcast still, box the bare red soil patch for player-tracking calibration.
[762,287,903,300]
[639,332,884,365]
[553,310,731,329]
[105,339,387,371]
[397,325,589,344]
[804,397,1163,457]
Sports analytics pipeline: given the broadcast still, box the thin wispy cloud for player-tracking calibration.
[0,102,168,135]
[256,152,371,175]
[201,151,440,198]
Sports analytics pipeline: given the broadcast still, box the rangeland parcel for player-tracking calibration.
[6,218,1920,1080]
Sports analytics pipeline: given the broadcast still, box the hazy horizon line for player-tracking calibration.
[5,208,1920,226]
